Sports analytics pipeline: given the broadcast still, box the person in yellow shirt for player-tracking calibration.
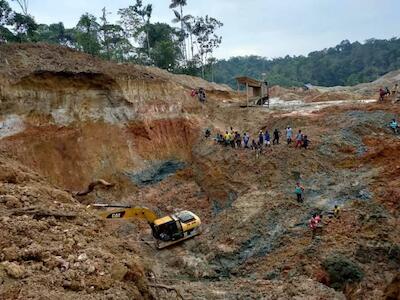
[334,205,340,218]
[224,131,231,146]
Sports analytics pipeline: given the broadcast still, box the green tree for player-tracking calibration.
[192,15,223,78]
[99,7,132,61]
[12,12,37,42]
[145,22,182,69]
[206,56,217,82]
[0,0,14,42]
[35,22,75,45]
[169,0,187,61]
[213,37,400,88]
[183,15,196,60]
[118,0,152,62]
[99,7,112,59]
[74,13,101,56]
[1,0,37,43]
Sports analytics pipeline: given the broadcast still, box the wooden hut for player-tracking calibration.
[236,76,269,107]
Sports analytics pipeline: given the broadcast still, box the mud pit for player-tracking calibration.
[267,97,377,114]
[0,44,399,299]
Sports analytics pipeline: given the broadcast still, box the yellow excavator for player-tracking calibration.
[91,204,202,249]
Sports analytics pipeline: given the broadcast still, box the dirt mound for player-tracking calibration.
[306,69,400,99]
[0,156,155,299]
[0,43,232,93]
[351,69,400,96]
[269,85,364,102]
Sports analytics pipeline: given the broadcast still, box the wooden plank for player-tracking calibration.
[246,82,249,107]
[236,76,262,88]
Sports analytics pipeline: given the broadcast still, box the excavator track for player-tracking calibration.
[156,226,202,249]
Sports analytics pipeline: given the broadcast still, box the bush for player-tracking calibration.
[322,254,364,290]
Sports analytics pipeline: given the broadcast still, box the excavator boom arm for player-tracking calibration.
[98,207,158,223]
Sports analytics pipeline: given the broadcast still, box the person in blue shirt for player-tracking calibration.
[389,119,398,134]
[294,182,304,203]
[243,133,250,148]
[264,130,271,147]
[235,132,241,148]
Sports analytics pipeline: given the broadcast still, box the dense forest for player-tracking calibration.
[1,1,400,88]
[0,0,223,76]
[214,38,400,87]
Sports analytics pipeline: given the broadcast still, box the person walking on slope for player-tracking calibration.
[230,127,236,148]
[256,142,262,158]
[302,135,310,149]
[286,126,293,145]
[390,119,399,134]
[215,133,224,145]
[379,88,388,101]
[273,129,280,145]
[243,133,250,148]
[251,139,257,150]
[258,130,264,146]
[204,128,211,139]
[264,130,271,147]
[295,182,304,203]
[295,130,303,148]
[333,205,341,219]
[309,213,322,239]
[198,87,206,103]
[235,131,242,148]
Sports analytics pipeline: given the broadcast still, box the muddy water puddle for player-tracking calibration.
[266,98,376,114]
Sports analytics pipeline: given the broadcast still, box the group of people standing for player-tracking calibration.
[379,84,399,102]
[205,125,342,241]
[208,126,311,152]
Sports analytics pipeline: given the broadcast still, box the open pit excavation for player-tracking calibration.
[0,43,399,300]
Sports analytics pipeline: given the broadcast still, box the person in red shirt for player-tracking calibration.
[309,213,322,239]
[295,130,303,148]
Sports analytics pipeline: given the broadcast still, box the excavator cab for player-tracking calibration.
[152,217,183,241]
[152,211,201,249]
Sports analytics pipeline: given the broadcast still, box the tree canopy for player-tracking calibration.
[213,38,400,88]
[0,0,223,78]
[1,0,399,87]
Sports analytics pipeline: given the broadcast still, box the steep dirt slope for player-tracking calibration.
[0,43,233,92]
[0,43,234,191]
[311,70,400,98]
[268,69,400,102]
[0,156,156,299]
[141,102,399,299]
[269,85,366,102]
